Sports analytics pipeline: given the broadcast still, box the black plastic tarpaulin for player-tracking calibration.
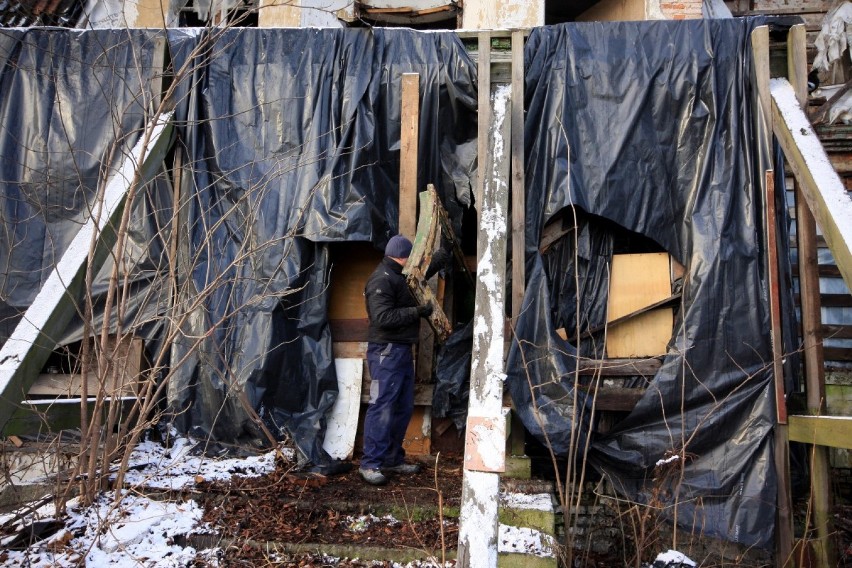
[507,19,797,549]
[167,28,477,470]
[0,29,171,347]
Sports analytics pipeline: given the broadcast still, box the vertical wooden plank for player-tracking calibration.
[753,26,793,567]
[511,30,525,323]
[752,27,772,132]
[400,73,420,239]
[475,34,491,220]
[399,73,430,455]
[767,170,795,568]
[788,23,835,568]
[458,33,508,568]
[766,171,787,426]
[509,30,527,461]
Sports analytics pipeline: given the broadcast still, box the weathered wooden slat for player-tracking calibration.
[404,185,454,343]
[575,358,662,377]
[566,293,682,342]
[511,29,525,323]
[794,294,852,308]
[790,23,836,568]
[458,31,504,568]
[823,347,852,362]
[791,263,844,278]
[754,26,794,568]
[821,324,852,339]
[788,415,852,449]
[399,73,420,239]
[771,78,852,291]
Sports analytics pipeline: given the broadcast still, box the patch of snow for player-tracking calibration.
[653,549,697,567]
[121,437,288,491]
[0,492,208,568]
[500,492,554,512]
[498,524,555,557]
[655,454,681,467]
[771,78,852,255]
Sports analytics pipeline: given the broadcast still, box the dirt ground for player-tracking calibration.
[195,455,464,566]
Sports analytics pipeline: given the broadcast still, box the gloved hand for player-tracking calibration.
[417,302,434,318]
[425,249,452,280]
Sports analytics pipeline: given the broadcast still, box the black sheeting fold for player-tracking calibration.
[507,19,797,549]
[0,29,168,345]
[167,28,477,469]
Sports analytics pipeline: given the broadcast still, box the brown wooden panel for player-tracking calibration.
[606,253,673,358]
[823,347,852,362]
[329,319,370,342]
[399,73,419,239]
[792,264,843,278]
[794,293,852,308]
[402,406,431,456]
[327,243,383,320]
[822,324,852,339]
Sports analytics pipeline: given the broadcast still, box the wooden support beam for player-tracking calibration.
[770,78,852,292]
[0,113,173,433]
[788,23,835,568]
[789,415,852,449]
[400,73,420,239]
[574,357,662,376]
[458,32,507,568]
[752,26,794,568]
[510,30,525,323]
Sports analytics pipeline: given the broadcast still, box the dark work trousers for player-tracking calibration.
[361,342,414,470]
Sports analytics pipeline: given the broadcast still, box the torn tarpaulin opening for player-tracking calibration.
[509,18,798,550]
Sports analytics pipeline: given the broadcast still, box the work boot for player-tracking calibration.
[382,462,422,475]
[359,468,388,486]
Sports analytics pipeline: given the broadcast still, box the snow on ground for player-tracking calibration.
[1,492,218,568]
[498,524,555,557]
[1,437,559,566]
[121,436,287,490]
[499,491,553,512]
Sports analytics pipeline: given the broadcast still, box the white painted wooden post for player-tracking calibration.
[457,31,512,568]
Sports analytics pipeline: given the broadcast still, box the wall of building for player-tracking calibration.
[258,0,351,27]
[647,0,703,19]
[575,0,702,22]
[461,0,543,29]
[576,0,645,22]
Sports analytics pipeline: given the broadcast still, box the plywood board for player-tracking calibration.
[322,358,363,460]
[402,406,431,456]
[327,243,383,320]
[606,253,673,358]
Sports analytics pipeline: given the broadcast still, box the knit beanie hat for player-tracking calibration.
[385,235,413,259]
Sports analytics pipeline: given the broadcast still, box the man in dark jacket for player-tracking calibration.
[360,235,432,485]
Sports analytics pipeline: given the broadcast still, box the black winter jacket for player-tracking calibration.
[365,256,420,344]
